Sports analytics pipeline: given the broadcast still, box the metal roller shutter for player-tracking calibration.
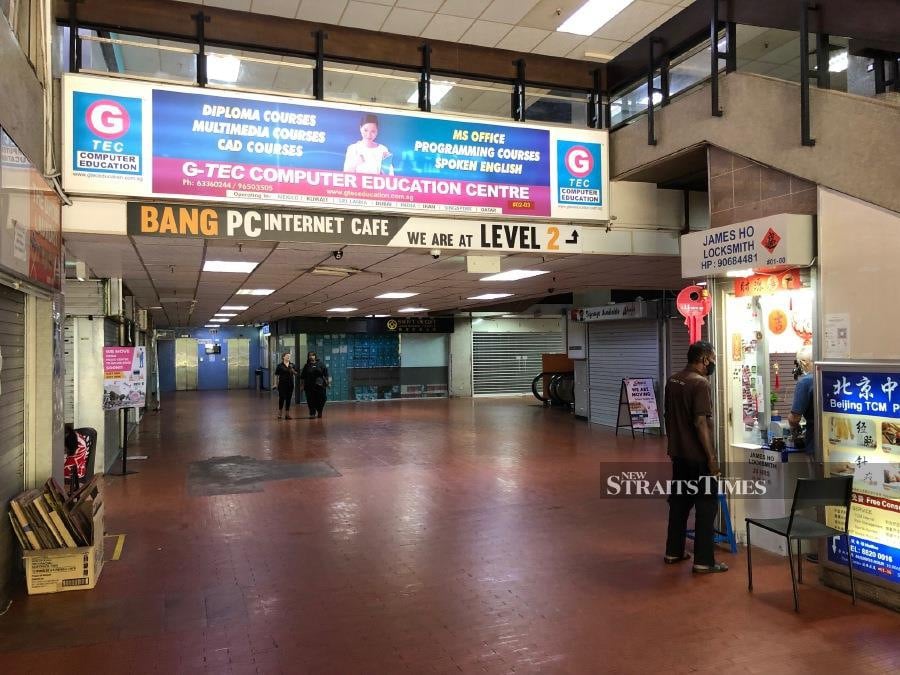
[666,317,708,376]
[104,320,120,471]
[0,284,26,601]
[64,280,105,316]
[64,318,76,423]
[588,321,661,426]
[473,332,563,396]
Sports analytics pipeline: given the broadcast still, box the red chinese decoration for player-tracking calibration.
[677,285,712,344]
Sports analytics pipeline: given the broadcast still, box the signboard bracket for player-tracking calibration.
[615,380,638,438]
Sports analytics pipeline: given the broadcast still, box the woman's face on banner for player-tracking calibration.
[360,122,378,142]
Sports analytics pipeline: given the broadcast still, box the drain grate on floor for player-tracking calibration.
[187,455,341,496]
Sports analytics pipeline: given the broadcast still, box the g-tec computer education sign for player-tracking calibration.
[62,73,609,222]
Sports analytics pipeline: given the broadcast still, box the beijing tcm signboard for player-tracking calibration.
[62,73,609,222]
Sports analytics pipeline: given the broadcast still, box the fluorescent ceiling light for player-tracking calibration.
[725,269,754,278]
[467,293,514,300]
[480,269,549,282]
[398,307,429,313]
[558,0,635,36]
[221,305,249,311]
[311,265,359,277]
[204,324,217,328]
[236,288,274,296]
[327,307,358,313]
[214,313,237,318]
[375,292,419,299]
[148,306,163,310]
[366,314,391,318]
[207,53,241,83]
[203,260,258,273]
[407,81,454,104]
[210,318,229,323]
[829,51,848,73]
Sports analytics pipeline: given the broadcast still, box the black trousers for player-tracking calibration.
[278,388,293,411]
[305,387,327,415]
[665,458,719,566]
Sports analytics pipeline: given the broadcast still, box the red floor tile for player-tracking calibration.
[1,392,898,674]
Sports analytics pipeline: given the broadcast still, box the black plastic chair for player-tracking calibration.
[746,476,856,612]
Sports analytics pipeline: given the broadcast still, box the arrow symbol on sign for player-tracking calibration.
[565,230,579,244]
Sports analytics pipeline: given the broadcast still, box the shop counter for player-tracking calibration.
[734,442,814,555]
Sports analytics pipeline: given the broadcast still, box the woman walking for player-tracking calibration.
[273,352,297,419]
[300,351,329,418]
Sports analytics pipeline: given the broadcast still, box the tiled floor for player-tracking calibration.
[1,392,899,674]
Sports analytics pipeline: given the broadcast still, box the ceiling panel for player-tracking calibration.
[64,215,683,328]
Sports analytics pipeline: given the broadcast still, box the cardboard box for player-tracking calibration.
[22,504,105,594]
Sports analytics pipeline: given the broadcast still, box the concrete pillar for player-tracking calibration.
[449,317,473,397]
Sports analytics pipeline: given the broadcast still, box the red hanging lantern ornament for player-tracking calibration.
[676,285,712,344]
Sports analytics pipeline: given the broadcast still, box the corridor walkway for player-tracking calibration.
[1,393,898,674]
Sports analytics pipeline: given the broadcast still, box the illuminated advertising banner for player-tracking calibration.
[63,74,609,222]
[819,365,900,585]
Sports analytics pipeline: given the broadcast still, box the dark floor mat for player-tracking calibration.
[187,455,341,496]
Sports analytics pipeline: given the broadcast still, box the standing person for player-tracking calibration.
[300,351,329,418]
[663,341,728,574]
[789,345,815,457]
[789,345,819,562]
[343,114,392,175]
[273,352,297,419]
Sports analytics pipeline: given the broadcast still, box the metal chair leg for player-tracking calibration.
[797,539,803,584]
[846,533,857,605]
[787,537,800,612]
[746,522,753,591]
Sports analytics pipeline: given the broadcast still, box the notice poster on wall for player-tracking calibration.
[819,365,900,584]
[103,346,147,410]
[62,73,609,222]
[622,378,660,430]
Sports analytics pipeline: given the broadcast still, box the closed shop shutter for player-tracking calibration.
[666,318,708,376]
[64,318,76,423]
[0,284,26,600]
[472,332,563,396]
[103,320,120,471]
[64,280,105,316]
[588,320,660,426]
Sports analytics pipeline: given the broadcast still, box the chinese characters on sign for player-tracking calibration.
[821,368,900,584]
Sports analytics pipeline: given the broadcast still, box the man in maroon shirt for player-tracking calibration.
[663,341,727,573]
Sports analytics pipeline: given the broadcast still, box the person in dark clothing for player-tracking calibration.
[664,340,727,574]
[789,345,815,456]
[273,352,297,419]
[300,351,329,418]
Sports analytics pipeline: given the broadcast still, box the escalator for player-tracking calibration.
[532,371,575,408]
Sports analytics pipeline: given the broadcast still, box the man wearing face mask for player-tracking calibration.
[663,341,727,573]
